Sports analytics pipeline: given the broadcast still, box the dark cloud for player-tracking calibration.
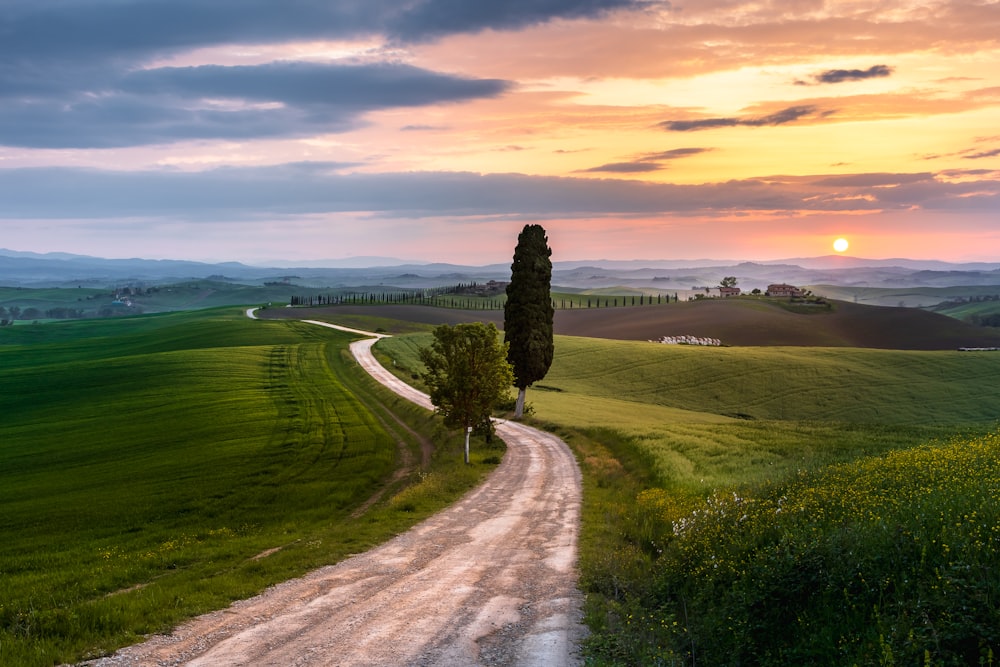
[580,147,709,172]
[641,148,711,160]
[660,105,823,131]
[0,0,642,63]
[0,0,627,147]
[813,173,936,187]
[660,117,739,132]
[941,169,995,177]
[964,148,1000,159]
[1,164,995,221]
[1,2,373,65]
[813,64,893,85]
[580,162,664,173]
[385,0,641,42]
[121,62,509,110]
[0,62,509,148]
[0,99,319,149]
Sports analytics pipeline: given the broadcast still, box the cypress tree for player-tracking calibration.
[503,224,554,419]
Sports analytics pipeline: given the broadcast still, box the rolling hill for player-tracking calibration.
[261,297,1000,350]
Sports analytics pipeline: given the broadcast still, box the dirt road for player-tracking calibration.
[86,320,585,666]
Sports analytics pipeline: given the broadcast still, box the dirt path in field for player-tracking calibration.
[85,317,585,666]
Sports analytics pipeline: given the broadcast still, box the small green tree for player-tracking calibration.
[721,276,738,288]
[420,322,514,463]
[504,224,554,418]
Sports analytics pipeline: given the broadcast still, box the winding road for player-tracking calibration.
[88,315,585,666]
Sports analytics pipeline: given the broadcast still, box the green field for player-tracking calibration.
[5,301,1000,665]
[0,281,299,320]
[375,329,1000,664]
[379,331,999,490]
[931,297,1000,325]
[811,283,1000,309]
[0,309,497,666]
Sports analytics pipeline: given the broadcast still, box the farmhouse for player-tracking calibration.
[719,286,741,298]
[459,280,508,296]
[766,283,804,297]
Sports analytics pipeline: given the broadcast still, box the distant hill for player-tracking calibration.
[760,255,1000,271]
[548,298,1000,349]
[2,248,997,292]
[0,249,509,288]
[809,284,1000,308]
[261,298,1000,350]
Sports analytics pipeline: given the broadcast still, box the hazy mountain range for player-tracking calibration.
[2,248,998,291]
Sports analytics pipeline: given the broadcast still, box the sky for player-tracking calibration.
[1,0,998,266]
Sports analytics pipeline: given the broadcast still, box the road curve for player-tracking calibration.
[86,317,585,666]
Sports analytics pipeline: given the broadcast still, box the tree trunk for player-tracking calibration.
[514,386,527,419]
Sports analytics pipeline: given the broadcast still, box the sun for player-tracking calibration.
[833,238,849,253]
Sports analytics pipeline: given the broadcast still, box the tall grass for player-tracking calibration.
[591,431,1000,665]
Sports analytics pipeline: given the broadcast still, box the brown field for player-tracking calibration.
[260,297,1000,349]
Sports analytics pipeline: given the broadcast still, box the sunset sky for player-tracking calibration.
[1,0,998,265]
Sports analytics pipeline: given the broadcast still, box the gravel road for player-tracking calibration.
[84,319,586,666]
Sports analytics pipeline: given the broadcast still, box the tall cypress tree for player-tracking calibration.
[503,224,554,418]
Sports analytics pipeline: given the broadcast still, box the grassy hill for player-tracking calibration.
[548,297,1000,348]
[7,299,997,664]
[930,296,1000,324]
[370,313,1000,664]
[378,331,999,490]
[7,280,1000,348]
[268,295,1000,349]
[0,281,303,320]
[0,308,495,666]
[809,283,1000,308]
[540,336,999,422]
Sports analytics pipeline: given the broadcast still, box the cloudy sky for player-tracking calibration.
[1,0,998,265]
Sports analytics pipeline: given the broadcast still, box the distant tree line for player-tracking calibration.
[290,286,682,310]
[44,307,86,319]
[938,295,1000,327]
[0,302,141,325]
[0,305,80,323]
[556,293,680,308]
[290,290,444,307]
[956,295,1000,302]
[968,313,1000,327]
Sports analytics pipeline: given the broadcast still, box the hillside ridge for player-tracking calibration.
[260,298,1000,350]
